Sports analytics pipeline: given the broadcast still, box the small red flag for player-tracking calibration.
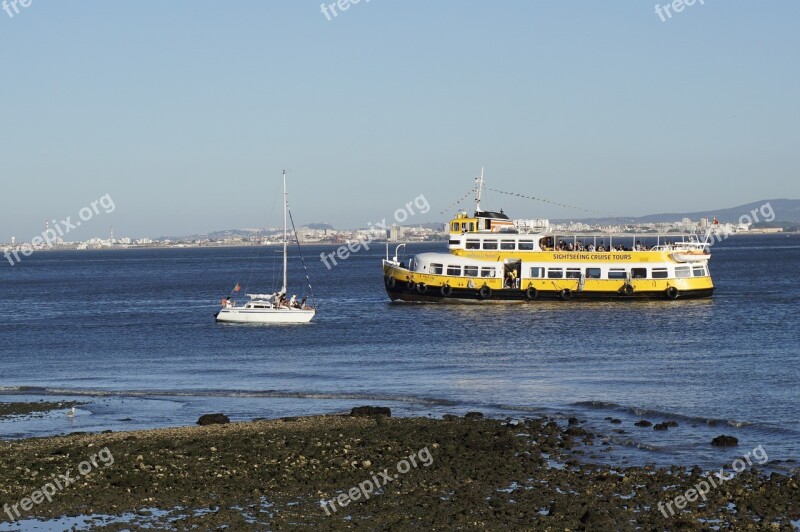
[234,283,241,292]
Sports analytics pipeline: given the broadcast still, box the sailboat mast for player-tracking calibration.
[282,170,288,294]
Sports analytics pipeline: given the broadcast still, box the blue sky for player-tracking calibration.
[1,1,798,239]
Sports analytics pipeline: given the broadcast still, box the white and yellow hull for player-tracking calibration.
[383,250,714,303]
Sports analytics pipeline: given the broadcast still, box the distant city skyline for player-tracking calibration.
[1,2,798,241]
[3,195,795,249]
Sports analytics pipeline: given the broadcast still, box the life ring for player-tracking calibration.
[524,286,538,301]
[406,280,416,290]
[415,282,428,294]
[440,284,453,297]
[478,285,492,300]
[559,288,572,301]
[385,276,396,289]
[665,286,679,300]
[620,283,634,296]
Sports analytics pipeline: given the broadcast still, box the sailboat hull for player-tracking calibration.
[215,308,316,324]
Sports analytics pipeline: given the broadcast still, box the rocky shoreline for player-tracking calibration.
[1,405,799,530]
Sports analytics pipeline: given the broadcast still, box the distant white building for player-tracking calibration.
[388,226,404,242]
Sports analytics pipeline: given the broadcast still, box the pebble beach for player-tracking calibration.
[2,402,799,530]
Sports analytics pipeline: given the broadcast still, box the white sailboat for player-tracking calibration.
[215,171,316,324]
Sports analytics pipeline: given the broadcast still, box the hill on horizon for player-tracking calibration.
[553,199,800,225]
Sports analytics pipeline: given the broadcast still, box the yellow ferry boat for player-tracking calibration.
[382,172,714,303]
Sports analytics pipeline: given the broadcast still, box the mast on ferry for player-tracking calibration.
[281,169,288,295]
[475,167,485,213]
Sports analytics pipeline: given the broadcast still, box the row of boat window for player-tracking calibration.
[452,222,475,232]
[531,266,708,279]
[463,240,535,251]
[430,264,498,277]
[427,264,707,279]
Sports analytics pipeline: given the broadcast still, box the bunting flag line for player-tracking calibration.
[439,188,474,215]
[485,187,612,218]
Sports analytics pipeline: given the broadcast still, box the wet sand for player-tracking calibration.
[0,401,80,420]
[1,406,799,530]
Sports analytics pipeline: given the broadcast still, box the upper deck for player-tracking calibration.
[448,214,709,262]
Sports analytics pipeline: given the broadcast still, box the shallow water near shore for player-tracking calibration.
[1,234,799,472]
